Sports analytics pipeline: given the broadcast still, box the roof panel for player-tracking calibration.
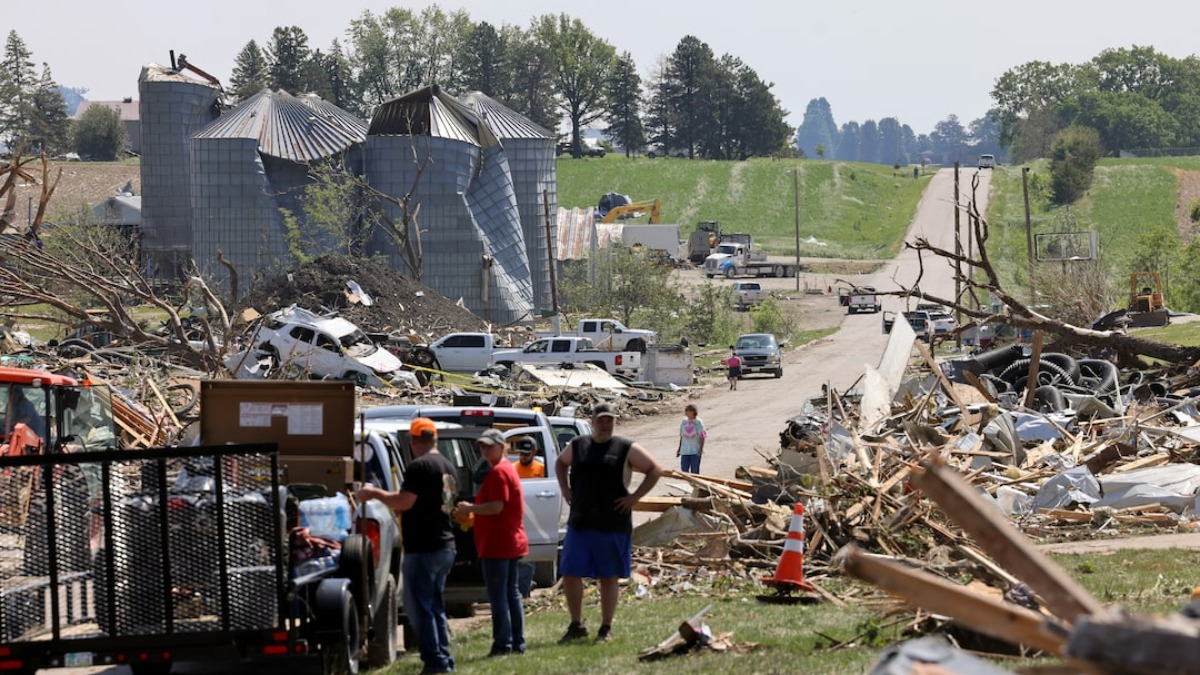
[193,90,366,162]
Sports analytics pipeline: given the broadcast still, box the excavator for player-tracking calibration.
[596,192,662,223]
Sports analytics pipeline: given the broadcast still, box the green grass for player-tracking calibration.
[985,159,1190,303]
[558,157,928,260]
[381,547,1200,674]
[1133,320,1200,346]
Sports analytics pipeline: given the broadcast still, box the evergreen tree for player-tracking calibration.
[461,21,507,97]
[838,121,862,162]
[0,30,38,151]
[1049,125,1102,204]
[26,64,70,155]
[796,98,838,159]
[265,26,312,93]
[878,117,902,167]
[320,40,355,111]
[662,35,718,159]
[605,52,644,156]
[642,57,675,157]
[504,25,558,131]
[859,120,881,164]
[229,40,270,100]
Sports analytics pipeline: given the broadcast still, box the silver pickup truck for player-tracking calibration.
[731,281,770,310]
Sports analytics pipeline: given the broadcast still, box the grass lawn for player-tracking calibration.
[386,547,1200,674]
[558,157,927,260]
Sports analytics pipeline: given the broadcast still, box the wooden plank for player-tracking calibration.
[1110,453,1170,473]
[962,370,998,404]
[914,341,970,424]
[1023,331,1044,410]
[841,547,1066,654]
[633,496,683,512]
[912,457,1109,624]
[662,469,753,492]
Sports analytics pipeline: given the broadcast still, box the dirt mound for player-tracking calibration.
[239,255,489,338]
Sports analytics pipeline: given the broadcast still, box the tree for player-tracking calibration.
[265,26,313,94]
[559,246,680,328]
[502,24,558,130]
[229,40,270,100]
[280,158,375,264]
[535,14,616,155]
[661,36,718,159]
[460,21,507,97]
[319,40,355,110]
[990,60,1083,148]
[796,98,838,159]
[722,58,791,158]
[1048,125,1102,204]
[929,115,969,165]
[72,105,126,160]
[642,57,675,156]
[858,120,880,164]
[25,65,70,155]
[1061,90,1176,154]
[838,121,862,162]
[0,30,38,151]
[604,52,644,157]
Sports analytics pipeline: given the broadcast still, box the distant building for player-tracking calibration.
[74,98,141,154]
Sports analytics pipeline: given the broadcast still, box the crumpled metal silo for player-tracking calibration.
[459,91,557,314]
[138,64,221,281]
[190,90,366,295]
[364,85,534,323]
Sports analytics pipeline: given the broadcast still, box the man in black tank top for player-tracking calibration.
[555,402,662,643]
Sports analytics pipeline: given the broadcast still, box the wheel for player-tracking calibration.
[367,574,398,668]
[773,265,784,278]
[321,592,361,675]
[774,368,783,379]
[409,346,436,367]
[705,274,714,279]
[164,382,199,416]
[533,559,558,588]
[496,361,514,371]
[626,338,646,353]
[446,602,476,618]
[130,664,173,675]
[724,267,736,279]
[848,306,856,315]
[647,151,657,159]
[340,534,374,613]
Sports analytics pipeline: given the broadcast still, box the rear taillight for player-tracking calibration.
[615,355,622,365]
[362,519,381,567]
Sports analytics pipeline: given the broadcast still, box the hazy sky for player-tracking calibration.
[9,0,1200,135]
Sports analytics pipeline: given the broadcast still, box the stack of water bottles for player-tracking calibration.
[294,493,353,577]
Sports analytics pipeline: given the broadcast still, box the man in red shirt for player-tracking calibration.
[456,428,528,656]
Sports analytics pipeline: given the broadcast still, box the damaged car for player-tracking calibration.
[225,305,419,388]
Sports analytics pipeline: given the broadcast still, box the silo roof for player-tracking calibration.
[138,63,222,91]
[368,85,500,148]
[194,89,367,162]
[459,91,553,140]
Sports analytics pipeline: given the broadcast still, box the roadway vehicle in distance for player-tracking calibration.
[731,281,770,310]
[978,154,996,169]
[492,336,641,376]
[733,333,784,378]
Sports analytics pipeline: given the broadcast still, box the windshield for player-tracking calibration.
[736,335,775,350]
[716,244,738,255]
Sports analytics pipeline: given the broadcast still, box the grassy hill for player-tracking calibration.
[557,156,929,260]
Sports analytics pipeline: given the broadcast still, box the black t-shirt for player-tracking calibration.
[568,435,633,533]
[400,451,457,553]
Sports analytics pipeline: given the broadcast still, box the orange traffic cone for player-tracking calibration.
[760,502,814,592]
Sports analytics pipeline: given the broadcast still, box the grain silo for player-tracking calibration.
[137,63,221,281]
[364,85,534,323]
[190,90,366,294]
[459,92,557,315]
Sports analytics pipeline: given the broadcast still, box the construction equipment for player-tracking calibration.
[1126,271,1169,327]
[686,221,720,263]
[598,195,661,223]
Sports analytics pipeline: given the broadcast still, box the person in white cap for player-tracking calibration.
[555,402,662,643]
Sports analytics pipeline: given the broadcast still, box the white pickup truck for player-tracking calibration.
[539,318,656,352]
[493,336,641,376]
[427,332,496,374]
[731,281,770,310]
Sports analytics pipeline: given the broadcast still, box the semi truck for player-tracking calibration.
[703,239,798,278]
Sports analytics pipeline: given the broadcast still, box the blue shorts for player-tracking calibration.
[560,527,632,579]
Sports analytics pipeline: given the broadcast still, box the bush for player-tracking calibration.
[749,297,796,339]
[1049,126,1102,204]
[72,105,127,160]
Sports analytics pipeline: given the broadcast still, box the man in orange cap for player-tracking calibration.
[358,418,458,674]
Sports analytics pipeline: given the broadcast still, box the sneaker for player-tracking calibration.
[559,621,588,643]
[596,625,613,642]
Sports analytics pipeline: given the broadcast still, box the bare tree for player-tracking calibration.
[894,172,1200,366]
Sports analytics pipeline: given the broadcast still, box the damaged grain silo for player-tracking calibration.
[137,62,221,280]
[189,90,367,289]
[364,85,534,323]
[459,91,557,315]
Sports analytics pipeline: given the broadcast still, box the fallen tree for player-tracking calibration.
[891,172,1200,367]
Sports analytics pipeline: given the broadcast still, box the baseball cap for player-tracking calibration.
[478,428,506,447]
[409,417,438,440]
[516,437,536,454]
[592,402,618,419]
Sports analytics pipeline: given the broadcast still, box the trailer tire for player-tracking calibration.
[367,574,398,668]
[773,265,784,278]
[725,267,736,279]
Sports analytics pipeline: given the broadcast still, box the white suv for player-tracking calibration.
[978,154,996,169]
[228,305,419,388]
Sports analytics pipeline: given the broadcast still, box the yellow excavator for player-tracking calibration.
[599,198,661,223]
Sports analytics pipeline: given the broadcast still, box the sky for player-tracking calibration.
[8,0,1200,136]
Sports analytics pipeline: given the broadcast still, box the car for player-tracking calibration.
[903,310,934,342]
[733,333,784,378]
[227,305,419,388]
[547,414,592,450]
[917,303,957,336]
[978,154,996,169]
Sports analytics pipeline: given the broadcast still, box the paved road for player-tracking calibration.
[624,166,991,491]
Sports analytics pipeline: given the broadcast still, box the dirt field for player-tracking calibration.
[11,160,140,229]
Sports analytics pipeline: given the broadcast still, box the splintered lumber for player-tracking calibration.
[633,496,683,512]
[914,341,971,425]
[841,547,1066,654]
[1022,331,1045,410]
[912,458,1108,625]
[662,469,753,492]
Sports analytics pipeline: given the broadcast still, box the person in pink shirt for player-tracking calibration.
[722,348,742,390]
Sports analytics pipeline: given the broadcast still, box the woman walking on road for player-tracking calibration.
[722,348,742,390]
[676,404,706,474]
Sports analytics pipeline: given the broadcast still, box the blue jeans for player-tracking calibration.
[518,560,535,598]
[680,454,702,474]
[481,558,525,653]
[402,547,456,672]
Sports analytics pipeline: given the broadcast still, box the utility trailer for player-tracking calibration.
[0,442,400,675]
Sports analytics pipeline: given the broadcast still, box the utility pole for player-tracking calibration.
[1022,167,1035,302]
[793,169,800,292]
[953,162,962,349]
[543,189,560,333]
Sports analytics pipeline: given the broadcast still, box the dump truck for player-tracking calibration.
[0,379,403,675]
